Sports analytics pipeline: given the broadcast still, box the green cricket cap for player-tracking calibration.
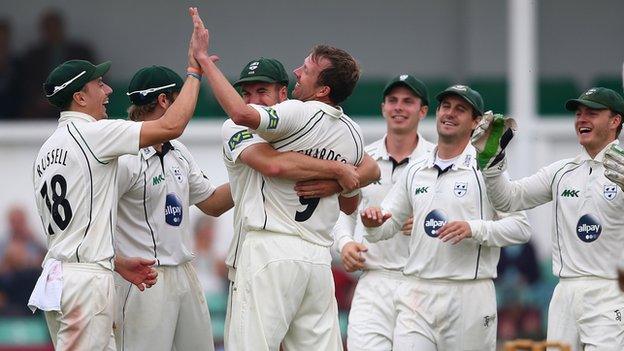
[127,65,183,106]
[233,58,289,87]
[382,74,429,106]
[565,87,624,115]
[43,59,111,108]
[436,84,484,116]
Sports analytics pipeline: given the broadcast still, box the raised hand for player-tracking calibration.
[336,163,360,193]
[360,207,392,228]
[604,144,624,191]
[471,111,517,173]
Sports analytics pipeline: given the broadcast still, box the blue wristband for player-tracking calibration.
[187,72,202,81]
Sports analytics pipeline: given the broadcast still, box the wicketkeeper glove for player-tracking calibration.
[471,111,517,175]
[604,144,624,191]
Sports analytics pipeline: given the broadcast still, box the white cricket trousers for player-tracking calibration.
[227,231,343,351]
[113,262,214,351]
[547,277,624,351]
[44,262,116,351]
[346,269,403,351]
[393,277,497,351]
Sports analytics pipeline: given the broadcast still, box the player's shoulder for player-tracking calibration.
[170,139,190,154]
[544,157,579,173]
[364,138,385,155]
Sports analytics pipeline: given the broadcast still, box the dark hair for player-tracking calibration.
[310,44,360,105]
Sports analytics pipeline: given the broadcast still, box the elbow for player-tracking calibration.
[230,109,257,128]
[261,163,284,178]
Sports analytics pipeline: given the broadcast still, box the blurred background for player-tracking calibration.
[0,0,622,350]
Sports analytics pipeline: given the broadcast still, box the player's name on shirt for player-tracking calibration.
[35,148,70,178]
[297,147,347,162]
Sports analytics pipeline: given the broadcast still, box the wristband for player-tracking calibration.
[187,66,202,74]
[187,72,202,81]
[340,188,361,198]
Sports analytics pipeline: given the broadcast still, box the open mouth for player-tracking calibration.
[441,120,457,127]
[578,127,592,134]
[392,115,408,121]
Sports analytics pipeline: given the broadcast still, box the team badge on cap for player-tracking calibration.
[604,184,617,200]
[399,74,408,81]
[451,85,468,91]
[454,181,468,198]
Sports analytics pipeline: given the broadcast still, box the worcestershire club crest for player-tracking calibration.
[604,184,617,200]
[454,181,467,197]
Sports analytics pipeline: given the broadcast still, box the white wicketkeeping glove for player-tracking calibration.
[471,111,517,176]
[604,144,624,191]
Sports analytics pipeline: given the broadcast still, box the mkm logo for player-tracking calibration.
[561,189,580,197]
[152,174,165,186]
[414,186,429,195]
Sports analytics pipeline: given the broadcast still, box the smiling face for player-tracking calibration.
[574,105,620,156]
[382,86,427,135]
[292,54,332,102]
[436,95,479,143]
[74,77,112,119]
[240,82,287,106]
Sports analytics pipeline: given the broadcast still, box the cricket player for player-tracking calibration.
[331,74,435,350]
[190,8,365,350]
[221,57,380,348]
[361,85,531,351]
[113,65,234,351]
[29,26,207,350]
[477,87,624,350]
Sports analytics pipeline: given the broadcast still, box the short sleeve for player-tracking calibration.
[222,120,267,162]
[249,100,306,141]
[70,119,142,162]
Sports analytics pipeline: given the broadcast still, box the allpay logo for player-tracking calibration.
[576,214,601,243]
[165,193,183,227]
[423,209,447,237]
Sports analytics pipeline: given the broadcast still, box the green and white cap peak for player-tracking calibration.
[43,60,111,108]
[436,84,484,116]
[127,66,183,106]
[565,87,624,115]
[233,57,289,87]
[382,74,429,106]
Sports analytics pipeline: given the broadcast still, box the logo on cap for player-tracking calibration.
[399,74,409,81]
[586,88,597,95]
[576,214,601,243]
[247,61,260,74]
[165,193,183,226]
[423,209,447,237]
[451,85,468,91]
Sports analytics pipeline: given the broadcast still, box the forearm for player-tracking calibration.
[364,216,401,243]
[483,171,550,212]
[196,183,234,217]
[333,211,357,253]
[357,154,380,187]
[197,56,259,129]
[467,211,531,247]
[139,77,200,147]
[273,152,345,180]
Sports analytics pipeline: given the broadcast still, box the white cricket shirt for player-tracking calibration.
[483,140,624,279]
[221,119,267,272]
[365,144,531,280]
[248,100,365,247]
[333,134,435,271]
[115,140,216,266]
[33,111,142,270]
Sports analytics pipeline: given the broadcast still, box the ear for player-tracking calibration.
[156,93,170,109]
[419,105,429,120]
[612,113,622,129]
[278,85,288,101]
[72,91,87,107]
[316,85,331,99]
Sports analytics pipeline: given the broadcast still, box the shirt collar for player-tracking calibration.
[312,101,344,119]
[369,133,430,162]
[426,143,477,170]
[579,139,619,163]
[141,141,175,160]
[58,111,97,125]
